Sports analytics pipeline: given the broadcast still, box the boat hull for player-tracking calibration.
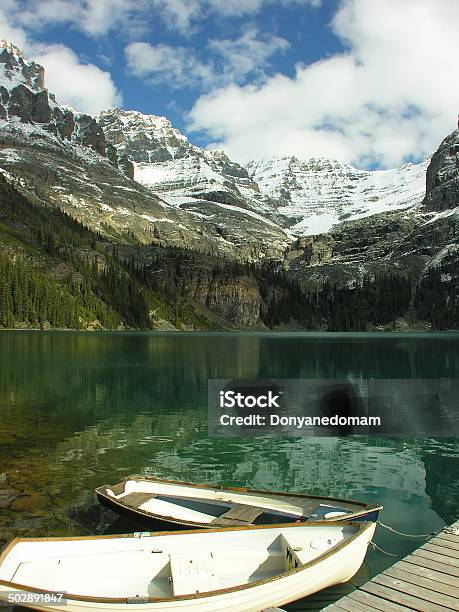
[96,477,382,531]
[97,490,380,530]
[0,522,376,612]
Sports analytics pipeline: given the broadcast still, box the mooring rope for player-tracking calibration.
[377,520,438,539]
[369,541,401,557]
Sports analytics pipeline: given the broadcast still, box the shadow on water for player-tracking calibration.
[102,516,185,535]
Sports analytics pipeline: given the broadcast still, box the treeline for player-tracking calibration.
[259,271,413,330]
[137,246,421,330]
[0,176,153,329]
[36,223,152,329]
[0,253,118,329]
[322,274,412,331]
[414,268,458,330]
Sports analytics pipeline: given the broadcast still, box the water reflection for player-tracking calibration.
[0,331,458,611]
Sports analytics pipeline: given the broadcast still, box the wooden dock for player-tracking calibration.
[323,519,459,611]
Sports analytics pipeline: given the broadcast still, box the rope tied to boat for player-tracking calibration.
[377,520,438,539]
[369,541,401,558]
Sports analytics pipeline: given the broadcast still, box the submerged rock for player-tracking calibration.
[0,489,20,509]
[10,492,47,512]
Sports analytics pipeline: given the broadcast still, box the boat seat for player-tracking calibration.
[211,504,265,526]
[108,482,126,496]
[280,532,343,570]
[12,559,60,587]
[120,492,157,508]
[169,551,220,596]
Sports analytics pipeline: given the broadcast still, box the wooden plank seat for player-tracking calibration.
[169,551,220,596]
[121,492,157,508]
[109,482,126,496]
[211,504,265,526]
[272,495,314,509]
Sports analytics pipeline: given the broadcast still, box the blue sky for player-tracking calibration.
[0,0,457,167]
[38,1,341,137]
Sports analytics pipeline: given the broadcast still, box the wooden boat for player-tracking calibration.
[96,475,382,530]
[0,520,376,611]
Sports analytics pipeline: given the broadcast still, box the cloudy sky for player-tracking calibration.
[1,0,458,168]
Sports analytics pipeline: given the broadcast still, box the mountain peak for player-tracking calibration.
[0,40,24,59]
[96,107,191,165]
[0,40,45,93]
[0,44,134,176]
[97,108,176,131]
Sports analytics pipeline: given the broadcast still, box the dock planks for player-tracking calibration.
[323,519,459,611]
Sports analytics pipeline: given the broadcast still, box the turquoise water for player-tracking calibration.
[0,331,458,610]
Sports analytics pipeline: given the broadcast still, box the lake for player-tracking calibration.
[0,331,458,610]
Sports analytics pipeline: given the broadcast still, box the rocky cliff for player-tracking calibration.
[0,41,133,176]
[283,130,458,304]
[424,129,459,212]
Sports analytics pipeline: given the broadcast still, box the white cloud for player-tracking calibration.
[209,28,289,81]
[78,0,145,37]
[0,7,121,114]
[188,0,459,168]
[125,42,215,89]
[126,28,289,89]
[6,0,144,37]
[0,3,28,48]
[6,0,320,37]
[205,0,321,18]
[33,44,122,114]
[150,0,320,34]
[149,0,202,35]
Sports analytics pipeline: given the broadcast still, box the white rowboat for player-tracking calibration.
[0,521,375,611]
[96,475,382,529]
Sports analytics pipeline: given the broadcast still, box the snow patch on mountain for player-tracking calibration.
[133,156,225,195]
[421,205,459,225]
[247,156,429,235]
[97,106,431,240]
[97,109,255,194]
[0,41,41,93]
[96,108,283,231]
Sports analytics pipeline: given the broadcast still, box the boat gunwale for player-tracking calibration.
[95,475,383,528]
[0,520,373,605]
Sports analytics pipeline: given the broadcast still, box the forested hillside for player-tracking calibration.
[0,175,216,330]
[2,170,453,331]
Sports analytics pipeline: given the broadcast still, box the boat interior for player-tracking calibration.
[101,478,362,525]
[0,525,357,600]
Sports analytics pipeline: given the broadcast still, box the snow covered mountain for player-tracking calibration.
[0,41,289,261]
[96,109,255,195]
[0,39,457,299]
[94,103,458,295]
[96,108,281,225]
[96,107,432,242]
[247,156,429,236]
